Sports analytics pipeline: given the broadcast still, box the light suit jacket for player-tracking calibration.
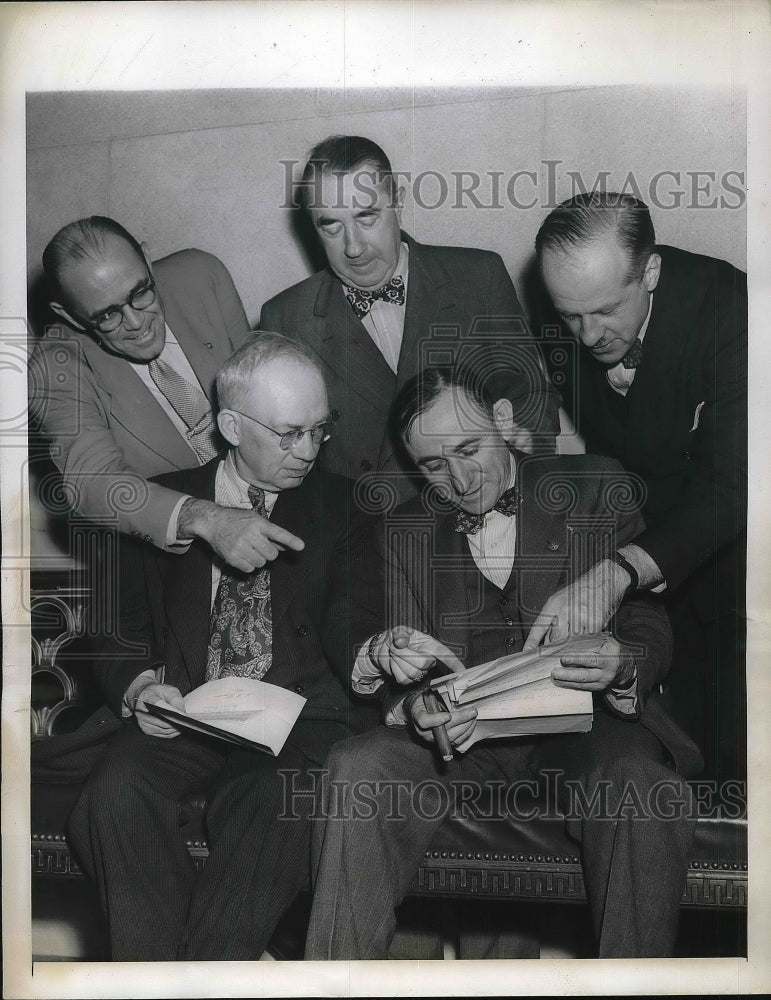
[29,249,250,547]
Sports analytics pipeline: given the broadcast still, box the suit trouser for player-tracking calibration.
[68,720,341,961]
[305,713,696,960]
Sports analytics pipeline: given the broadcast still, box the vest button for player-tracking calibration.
[499,596,509,606]
[505,636,516,647]
[295,625,308,637]
[504,618,514,626]
[360,459,372,472]
[294,684,305,694]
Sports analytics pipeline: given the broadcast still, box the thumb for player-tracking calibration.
[390,627,414,649]
[523,621,546,652]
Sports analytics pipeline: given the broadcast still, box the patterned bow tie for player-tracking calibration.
[620,338,643,369]
[344,275,406,319]
[453,486,520,535]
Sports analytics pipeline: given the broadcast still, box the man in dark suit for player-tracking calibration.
[305,365,702,960]
[29,216,302,571]
[528,193,747,782]
[259,135,561,499]
[67,333,379,960]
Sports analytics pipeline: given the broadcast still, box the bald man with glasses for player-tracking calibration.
[66,332,380,961]
[29,216,304,571]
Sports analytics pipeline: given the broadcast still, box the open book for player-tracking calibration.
[146,676,306,756]
[428,634,612,752]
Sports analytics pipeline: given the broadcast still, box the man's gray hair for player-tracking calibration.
[216,331,322,411]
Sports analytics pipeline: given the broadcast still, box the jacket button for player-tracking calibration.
[204,342,213,349]
[504,618,514,626]
[506,636,516,647]
[295,625,308,637]
[360,459,372,472]
[294,684,305,694]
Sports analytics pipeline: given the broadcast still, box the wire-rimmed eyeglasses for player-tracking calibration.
[233,410,336,451]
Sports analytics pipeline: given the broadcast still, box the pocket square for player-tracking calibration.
[690,400,706,432]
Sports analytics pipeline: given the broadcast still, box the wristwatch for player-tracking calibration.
[610,551,639,598]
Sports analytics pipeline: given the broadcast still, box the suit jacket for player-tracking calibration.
[561,245,747,595]
[259,233,561,501]
[367,452,703,777]
[89,460,382,758]
[29,249,250,548]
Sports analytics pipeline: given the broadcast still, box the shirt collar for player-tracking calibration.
[219,450,279,512]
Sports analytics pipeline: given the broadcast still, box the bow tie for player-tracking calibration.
[620,338,643,369]
[344,275,406,319]
[453,486,520,535]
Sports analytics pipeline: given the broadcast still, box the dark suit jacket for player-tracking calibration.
[89,459,382,756]
[259,233,561,500]
[29,249,250,547]
[367,453,703,777]
[560,245,747,595]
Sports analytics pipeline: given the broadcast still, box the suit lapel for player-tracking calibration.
[161,462,220,686]
[79,335,198,469]
[508,456,573,628]
[394,235,457,394]
[311,271,396,411]
[267,474,324,627]
[621,252,687,456]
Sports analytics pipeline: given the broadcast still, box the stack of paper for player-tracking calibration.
[429,634,610,752]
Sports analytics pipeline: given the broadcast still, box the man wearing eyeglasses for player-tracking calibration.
[66,331,380,960]
[29,216,304,572]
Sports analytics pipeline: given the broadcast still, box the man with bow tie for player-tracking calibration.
[529,193,747,784]
[304,364,702,960]
[259,135,561,502]
[66,333,380,960]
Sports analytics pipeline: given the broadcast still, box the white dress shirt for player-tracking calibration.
[346,242,410,373]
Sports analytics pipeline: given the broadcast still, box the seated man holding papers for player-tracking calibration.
[68,332,379,961]
[305,364,703,960]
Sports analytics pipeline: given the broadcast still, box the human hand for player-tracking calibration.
[134,683,186,738]
[406,691,478,748]
[550,634,635,692]
[365,627,464,686]
[523,559,630,651]
[180,500,305,572]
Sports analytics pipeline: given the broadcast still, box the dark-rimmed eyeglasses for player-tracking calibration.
[233,410,335,451]
[92,281,157,333]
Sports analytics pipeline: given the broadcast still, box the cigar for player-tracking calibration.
[423,690,454,762]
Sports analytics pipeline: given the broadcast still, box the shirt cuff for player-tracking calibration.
[605,672,639,716]
[385,697,409,727]
[166,494,194,550]
[351,636,386,695]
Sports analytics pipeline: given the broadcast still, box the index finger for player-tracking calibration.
[262,521,305,552]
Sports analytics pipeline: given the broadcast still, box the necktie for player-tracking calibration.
[147,357,219,462]
[620,338,643,369]
[344,274,406,319]
[454,485,520,535]
[205,486,273,681]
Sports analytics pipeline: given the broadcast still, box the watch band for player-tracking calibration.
[610,551,639,597]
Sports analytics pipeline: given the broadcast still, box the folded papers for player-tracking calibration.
[146,676,306,755]
[429,634,612,752]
